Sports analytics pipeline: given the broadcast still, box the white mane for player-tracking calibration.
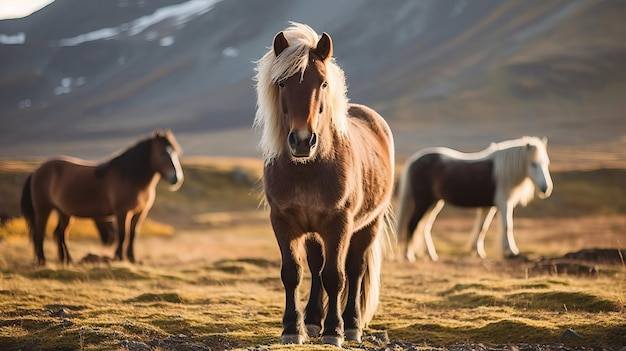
[492,136,548,206]
[253,22,349,163]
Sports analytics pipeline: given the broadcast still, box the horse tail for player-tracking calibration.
[94,220,116,246]
[360,206,394,327]
[395,160,414,254]
[20,174,35,240]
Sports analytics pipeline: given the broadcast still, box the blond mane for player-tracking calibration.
[253,22,349,163]
[492,136,547,206]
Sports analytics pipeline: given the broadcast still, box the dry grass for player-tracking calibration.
[0,159,625,350]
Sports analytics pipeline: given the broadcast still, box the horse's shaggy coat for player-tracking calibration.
[254,22,394,347]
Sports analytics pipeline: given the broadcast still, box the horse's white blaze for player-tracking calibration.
[166,145,184,191]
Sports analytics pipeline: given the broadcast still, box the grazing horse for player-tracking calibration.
[396,136,553,262]
[253,22,394,347]
[20,130,184,265]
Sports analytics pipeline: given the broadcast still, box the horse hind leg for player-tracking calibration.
[114,213,130,261]
[342,219,382,343]
[423,200,445,262]
[54,213,74,264]
[405,200,433,262]
[303,237,324,338]
[33,207,52,265]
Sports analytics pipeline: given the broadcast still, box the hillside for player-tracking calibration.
[1,0,625,162]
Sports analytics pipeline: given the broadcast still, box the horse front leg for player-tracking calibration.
[54,213,73,265]
[342,219,380,343]
[271,214,307,344]
[320,217,350,347]
[304,237,324,338]
[499,202,519,258]
[114,212,130,261]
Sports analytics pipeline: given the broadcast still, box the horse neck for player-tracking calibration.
[494,147,535,205]
[104,140,158,186]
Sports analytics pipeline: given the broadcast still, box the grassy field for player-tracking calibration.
[0,158,625,351]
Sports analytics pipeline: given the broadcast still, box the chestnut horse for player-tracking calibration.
[254,22,394,347]
[396,136,553,262]
[20,130,184,265]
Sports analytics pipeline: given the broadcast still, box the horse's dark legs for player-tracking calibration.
[126,213,144,263]
[304,237,324,338]
[405,199,435,262]
[270,214,307,344]
[33,208,51,265]
[54,213,73,264]
[114,213,130,261]
[342,219,380,342]
[279,239,306,344]
[319,218,350,347]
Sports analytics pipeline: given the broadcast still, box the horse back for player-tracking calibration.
[347,103,394,148]
[31,158,115,217]
[409,152,496,207]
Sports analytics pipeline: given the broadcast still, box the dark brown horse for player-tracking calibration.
[254,22,394,347]
[20,130,184,265]
[396,137,553,262]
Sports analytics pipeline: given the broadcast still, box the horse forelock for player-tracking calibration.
[155,130,182,156]
[254,22,349,162]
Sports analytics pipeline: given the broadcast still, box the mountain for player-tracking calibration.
[1,0,625,163]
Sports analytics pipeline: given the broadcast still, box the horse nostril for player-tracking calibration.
[288,131,298,148]
[309,133,317,147]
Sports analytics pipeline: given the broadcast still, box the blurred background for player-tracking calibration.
[1,0,625,167]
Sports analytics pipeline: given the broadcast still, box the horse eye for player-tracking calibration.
[321,81,328,89]
[278,80,285,88]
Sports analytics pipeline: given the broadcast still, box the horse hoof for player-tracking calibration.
[281,334,305,344]
[321,335,343,347]
[504,250,520,259]
[306,324,321,338]
[345,328,362,342]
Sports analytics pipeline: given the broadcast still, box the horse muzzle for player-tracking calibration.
[166,172,184,191]
[288,131,317,158]
[537,182,553,199]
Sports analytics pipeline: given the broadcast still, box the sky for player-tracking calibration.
[0,0,54,20]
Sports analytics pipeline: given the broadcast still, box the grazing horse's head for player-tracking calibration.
[254,22,349,163]
[525,137,553,198]
[150,129,184,191]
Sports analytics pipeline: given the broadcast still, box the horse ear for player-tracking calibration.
[541,136,548,146]
[316,32,333,61]
[273,32,289,57]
